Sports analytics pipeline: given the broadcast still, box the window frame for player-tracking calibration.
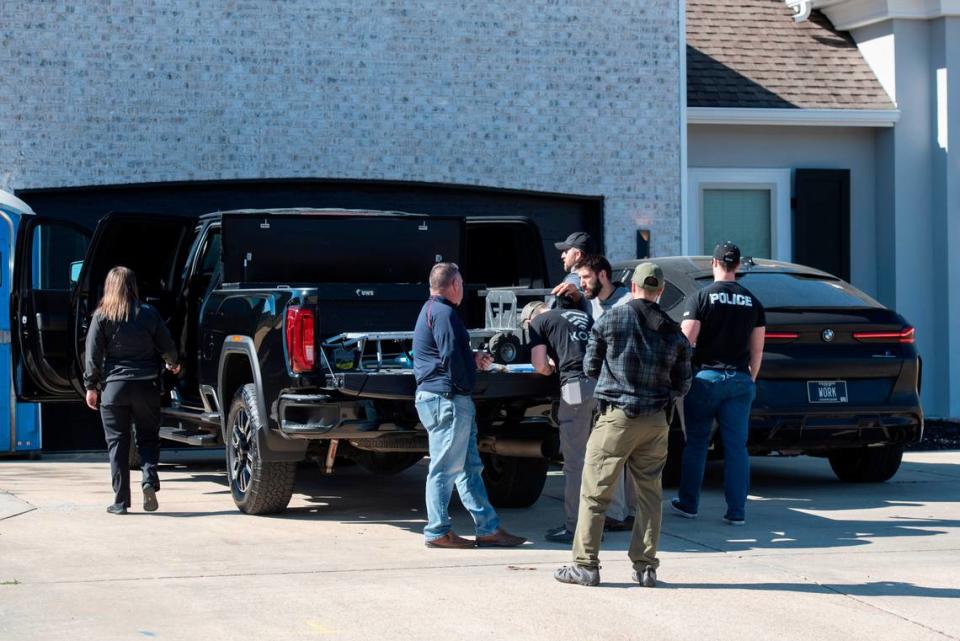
[685,168,792,261]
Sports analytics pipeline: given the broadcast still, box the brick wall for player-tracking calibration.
[0,1,682,259]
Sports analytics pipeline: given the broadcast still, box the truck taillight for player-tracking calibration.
[853,326,915,344]
[285,306,316,373]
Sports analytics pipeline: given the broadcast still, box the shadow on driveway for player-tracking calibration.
[155,454,960,556]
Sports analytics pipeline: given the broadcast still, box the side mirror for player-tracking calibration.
[69,260,83,287]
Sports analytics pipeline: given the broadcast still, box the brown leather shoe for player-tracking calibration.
[425,531,475,549]
[475,528,527,548]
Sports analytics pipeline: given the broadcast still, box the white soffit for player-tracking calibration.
[799,0,960,30]
[687,107,900,126]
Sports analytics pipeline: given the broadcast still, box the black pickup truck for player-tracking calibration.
[14,209,560,514]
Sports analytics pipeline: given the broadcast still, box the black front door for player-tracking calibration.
[793,169,851,281]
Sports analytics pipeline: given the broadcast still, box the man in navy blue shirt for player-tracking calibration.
[413,262,526,549]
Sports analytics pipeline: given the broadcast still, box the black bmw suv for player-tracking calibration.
[613,257,922,483]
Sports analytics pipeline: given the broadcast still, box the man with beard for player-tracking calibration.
[577,254,632,321]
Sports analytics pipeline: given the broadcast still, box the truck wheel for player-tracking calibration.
[225,384,297,514]
[352,451,424,475]
[828,444,903,482]
[488,332,522,364]
[481,453,548,508]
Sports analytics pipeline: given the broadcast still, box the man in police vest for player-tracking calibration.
[670,242,766,526]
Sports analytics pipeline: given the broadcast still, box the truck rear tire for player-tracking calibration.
[352,451,424,475]
[481,453,548,508]
[828,444,903,483]
[225,384,297,514]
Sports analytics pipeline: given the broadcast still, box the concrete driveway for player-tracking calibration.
[1,451,958,641]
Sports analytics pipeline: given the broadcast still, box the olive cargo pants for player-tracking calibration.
[572,406,669,571]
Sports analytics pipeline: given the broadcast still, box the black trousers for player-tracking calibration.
[100,379,162,507]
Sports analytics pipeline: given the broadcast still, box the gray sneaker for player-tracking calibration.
[142,486,158,512]
[554,564,600,586]
[632,566,657,588]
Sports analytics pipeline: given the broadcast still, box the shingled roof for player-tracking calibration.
[687,0,895,110]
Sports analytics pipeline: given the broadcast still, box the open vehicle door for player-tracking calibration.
[71,212,199,379]
[13,217,91,399]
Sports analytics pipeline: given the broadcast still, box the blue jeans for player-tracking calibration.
[415,391,501,541]
[676,370,756,521]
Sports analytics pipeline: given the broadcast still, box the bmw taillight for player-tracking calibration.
[285,306,316,373]
[765,331,800,342]
[853,326,915,344]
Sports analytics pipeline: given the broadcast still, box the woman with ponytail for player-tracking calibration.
[83,266,180,514]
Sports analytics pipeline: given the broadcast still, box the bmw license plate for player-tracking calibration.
[807,380,848,404]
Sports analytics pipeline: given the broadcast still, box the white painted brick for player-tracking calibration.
[0,0,681,259]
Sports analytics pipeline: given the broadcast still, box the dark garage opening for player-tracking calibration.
[17,178,604,452]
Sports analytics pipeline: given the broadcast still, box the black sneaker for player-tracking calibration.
[554,564,600,586]
[604,515,634,532]
[632,566,657,588]
[670,499,698,519]
[106,503,127,515]
[544,525,574,544]
[142,485,158,512]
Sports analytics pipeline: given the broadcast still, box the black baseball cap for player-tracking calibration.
[713,241,741,265]
[554,231,594,253]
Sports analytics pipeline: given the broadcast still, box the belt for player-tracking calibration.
[598,399,669,419]
[700,365,742,372]
[436,390,470,399]
[597,400,638,418]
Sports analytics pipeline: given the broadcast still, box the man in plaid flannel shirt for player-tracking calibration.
[555,262,692,588]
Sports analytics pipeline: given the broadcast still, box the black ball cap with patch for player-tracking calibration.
[713,241,741,265]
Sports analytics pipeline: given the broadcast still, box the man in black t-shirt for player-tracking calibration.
[670,242,766,526]
[523,299,595,543]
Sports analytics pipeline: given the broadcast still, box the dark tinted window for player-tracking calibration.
[197,227,221,276]
[695,273,882,309]
[659,281,684,311]
[611,267,683,311]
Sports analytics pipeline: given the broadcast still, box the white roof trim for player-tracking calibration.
[687,107,900,127]
[0,189,35,216]
[796,0,960,30]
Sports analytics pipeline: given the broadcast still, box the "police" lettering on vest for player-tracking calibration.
[708,292,753,307]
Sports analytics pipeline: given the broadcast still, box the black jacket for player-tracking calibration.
[83,303,178,390]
